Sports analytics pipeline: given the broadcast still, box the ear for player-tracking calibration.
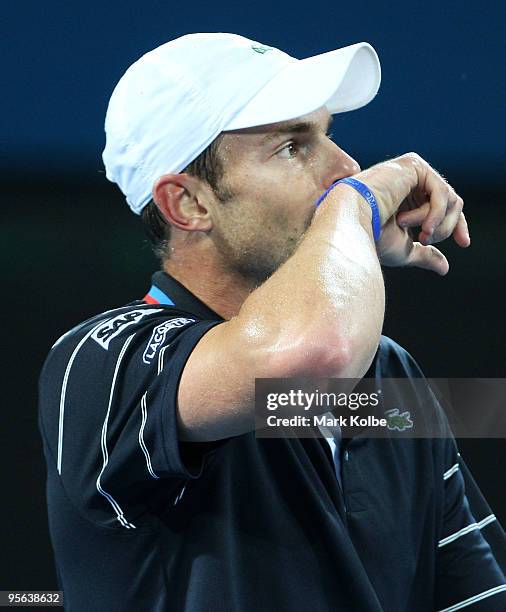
[152,173,213,233]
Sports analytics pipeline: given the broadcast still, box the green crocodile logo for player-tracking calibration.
[384,408,414,432]
[251,44,273,54]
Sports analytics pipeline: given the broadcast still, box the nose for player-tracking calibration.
[324,144,361,189]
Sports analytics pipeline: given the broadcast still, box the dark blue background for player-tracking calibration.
[4,0,505,180]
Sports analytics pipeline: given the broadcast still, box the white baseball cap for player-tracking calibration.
[103,33,381,215]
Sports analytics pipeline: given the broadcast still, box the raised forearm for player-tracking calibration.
[237,183,383,379]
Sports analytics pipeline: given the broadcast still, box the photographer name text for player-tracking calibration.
[266,414,387,428]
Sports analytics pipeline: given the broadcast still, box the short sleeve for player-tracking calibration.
[38,308,222,529]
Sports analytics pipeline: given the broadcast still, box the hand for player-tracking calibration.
[355,153,470,275]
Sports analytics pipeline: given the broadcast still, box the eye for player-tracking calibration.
[277,141,300,159]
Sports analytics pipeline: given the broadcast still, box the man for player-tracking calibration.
[39,33,505,611]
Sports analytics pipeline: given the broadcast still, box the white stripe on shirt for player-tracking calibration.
[139,393,160,480]
[96,333,137,529]
[57,317,114,475]
[437,584,506,612]
[438,514,497,548]
[158,344,170,374]
[443,463,460,481]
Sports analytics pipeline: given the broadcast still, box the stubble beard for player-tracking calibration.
[212,214,313,289]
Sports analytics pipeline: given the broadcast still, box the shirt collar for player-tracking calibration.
[144,270,222,321]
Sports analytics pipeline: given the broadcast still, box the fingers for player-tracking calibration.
[394,154,470,246]
[418,171,454,239]
[405,242,449,276]
[362,154,470,254]
[424,193,466,245]
[397,198,470,248]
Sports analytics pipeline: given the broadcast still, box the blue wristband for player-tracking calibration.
[315,177,381,241]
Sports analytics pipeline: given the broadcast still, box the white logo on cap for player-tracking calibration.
[251,44,273,54]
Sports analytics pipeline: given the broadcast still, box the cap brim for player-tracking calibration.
[224,42,381,130]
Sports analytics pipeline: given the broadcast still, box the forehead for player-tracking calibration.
[220,106,332,156]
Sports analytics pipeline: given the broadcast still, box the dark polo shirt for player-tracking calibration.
[38,271,506,611]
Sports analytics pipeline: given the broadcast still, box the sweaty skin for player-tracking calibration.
[151,107,469,441]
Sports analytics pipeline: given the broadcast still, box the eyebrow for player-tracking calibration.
[261,115,334,144]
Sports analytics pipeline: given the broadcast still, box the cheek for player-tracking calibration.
[260,200,315,254]
[261,184,317,238]
[220,161,318,240]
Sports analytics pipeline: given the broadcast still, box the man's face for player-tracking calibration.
[208,107,360,286]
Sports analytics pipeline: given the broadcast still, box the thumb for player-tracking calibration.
[405,242,449,275]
